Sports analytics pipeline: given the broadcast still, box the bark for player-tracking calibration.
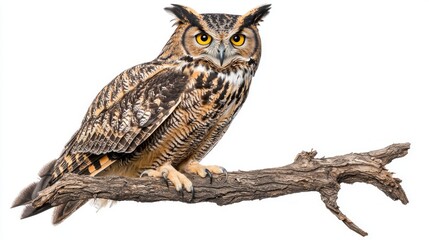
[32,143,410,236]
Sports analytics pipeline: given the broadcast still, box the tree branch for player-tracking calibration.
[32,143,410,236]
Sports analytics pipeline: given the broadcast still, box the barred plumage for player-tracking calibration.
[13,4,270,224]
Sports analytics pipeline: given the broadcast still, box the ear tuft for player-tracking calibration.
[164,4,202,28]
[242,4,271,27]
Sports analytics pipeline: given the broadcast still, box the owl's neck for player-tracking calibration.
[174,58,255,89]
[171,56,258,78]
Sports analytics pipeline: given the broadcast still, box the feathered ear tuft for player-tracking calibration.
[241,4,271,27]
[164,4,203,28]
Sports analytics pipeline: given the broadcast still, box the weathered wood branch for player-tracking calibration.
[32,143,409,236]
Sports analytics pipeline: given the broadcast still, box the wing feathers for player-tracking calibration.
[52,200,87,224]
[69,67,188,155]
[49,64,189,183]
[16,60,190,224]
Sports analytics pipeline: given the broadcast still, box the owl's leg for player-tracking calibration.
[140,162,193,194]
[179,160,227,184]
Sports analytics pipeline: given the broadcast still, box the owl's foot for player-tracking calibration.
[140,162,193,196]
[180,160,227,184]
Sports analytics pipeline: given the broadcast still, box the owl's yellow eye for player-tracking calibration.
[230,34,245,46]
[195,33,212,46]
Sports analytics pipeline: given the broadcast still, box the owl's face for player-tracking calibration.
[161,5,270,69]
[181,16,258,67]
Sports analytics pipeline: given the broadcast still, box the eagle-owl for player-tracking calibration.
[13,4,270,224]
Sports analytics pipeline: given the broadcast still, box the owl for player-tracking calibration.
[13,4,270,224]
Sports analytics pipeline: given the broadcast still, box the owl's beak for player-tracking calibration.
[217,42,226,66]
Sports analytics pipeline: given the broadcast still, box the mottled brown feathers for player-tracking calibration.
[69,67,188,155]
[11,182,37,208]
[241,4,271,27]
[165,4,203,28]
[38,159,56,177]
[202,14,239,32]
[14,4,269,224]
[52,200,87,224]
[12,160,55,208]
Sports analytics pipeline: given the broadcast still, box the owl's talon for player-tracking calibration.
[142,162,193,196]
[205,169,213,184]
[140,169,171,188]
[139,170,150,177]
[162,171,169,188]
[163,176,170,188]
[178,188,184,197]
[220,167,228,180]
[181,160,226,184]
[190,186,195,202]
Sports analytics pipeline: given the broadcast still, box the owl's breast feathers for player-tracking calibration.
[181,61,253,122]
[49,60,253,182]
[172,61,253,162]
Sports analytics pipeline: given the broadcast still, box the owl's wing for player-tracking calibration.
[66,63,188,155]
[13,63,189,223]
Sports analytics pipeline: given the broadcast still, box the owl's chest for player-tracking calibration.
[127,69,252,168]
[182,69,252,122]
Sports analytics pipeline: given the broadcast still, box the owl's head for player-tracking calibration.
[160,4,270,69]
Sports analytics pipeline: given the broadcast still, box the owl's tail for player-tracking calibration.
[11,160,56,217]
[11,159,88,224]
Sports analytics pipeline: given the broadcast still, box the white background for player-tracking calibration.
[1,0,428,239]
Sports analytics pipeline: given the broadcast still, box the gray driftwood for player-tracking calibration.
[32,143,410,236]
